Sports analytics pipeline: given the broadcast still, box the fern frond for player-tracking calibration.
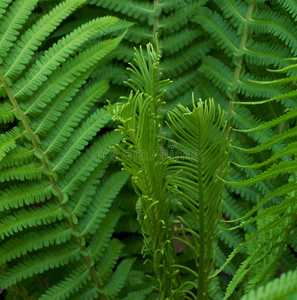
[165,98,230,299]
[0,223,72,265]
[213,195,297,298]
[160,28,203,56]
[214,245,236,276]
[38,265,91,300]
[280,248,297,272]
[0,126,25,161]
[160,1,208,34]
[250,10,297,55]
[240,265,297,300]
[243,41,292,68]
[226,160,297,187]
[0,1,132,298]
[0,161,44,182]
[88,211,122,262]
[198,56,233,94]
[278,0,297,21]
[0,101,15,124]
[103,258,135,299]
[0,0,38,60]
[96,238,124,280]
[60,132,121,196]
[0,0,11,20]
[0,180,52,210]
[194,7,240,56]
[219,0,247,29]
[2,0,86,79]
[0,243,81,289]
[160,42,211,77]
[0,202,66,239]
[79,171,129,237]
[13,17,124,98]
[50,109,111,172]
[112,42,181,298]
[218,224,245,254]
[89,0,153,22]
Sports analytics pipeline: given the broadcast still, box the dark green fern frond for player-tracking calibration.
[214,57,297,298]
[86,0,210,106]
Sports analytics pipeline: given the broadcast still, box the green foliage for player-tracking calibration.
[240,268,297,300]
[2,0,297,299]
[86,0,210,107]
[111,42,231,299]
[0,1,141,299]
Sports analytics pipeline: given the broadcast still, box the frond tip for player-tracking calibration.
[240,268,297,300]
[165,97,231,299]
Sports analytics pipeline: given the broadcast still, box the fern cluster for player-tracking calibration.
[2,0,297,299]
[111,41,230,299]
[191,0,297,298]
[84,0,210,108]
[0,1,147,299]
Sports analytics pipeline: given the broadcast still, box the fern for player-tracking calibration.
[3,0,297,299]
[209,41,297,298]
[240,268,297,300]
[0,1,136,299]
[84,0,210,106]
[112,40,231,299]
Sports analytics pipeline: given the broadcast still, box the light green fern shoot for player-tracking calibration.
[111,40,231,300]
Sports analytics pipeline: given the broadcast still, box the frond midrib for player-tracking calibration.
[0,68,107,298]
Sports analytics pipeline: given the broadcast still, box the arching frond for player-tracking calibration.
[0,1,133,298]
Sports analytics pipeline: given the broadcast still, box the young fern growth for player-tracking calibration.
[165,99,231,300]
[87,0,210,105]
[112,42,231,299]
[111,43,181,299]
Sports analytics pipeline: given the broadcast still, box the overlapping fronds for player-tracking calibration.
[112,40,231,299]
[3,0,297,299]
[211,62,297,298]
[111,42,181,299]
[0,1,139,298]
[188,1,297,298]
[85,0,210,106]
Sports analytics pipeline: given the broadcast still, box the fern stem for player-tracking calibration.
[139,152,180,299]
[196,114,207,300]
[0,69,108,300]
[153,0,159,39]
[226,0,256,122]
